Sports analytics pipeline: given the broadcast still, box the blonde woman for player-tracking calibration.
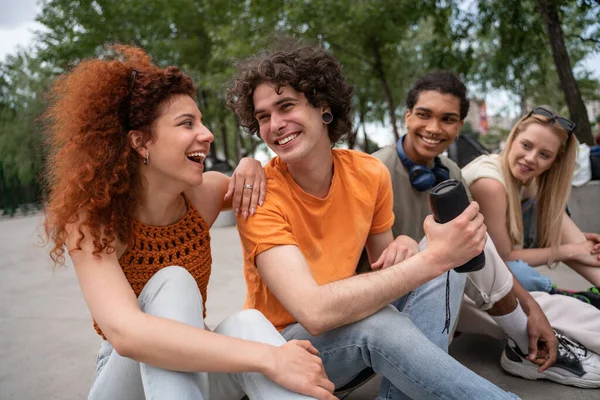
[463,107,600,308]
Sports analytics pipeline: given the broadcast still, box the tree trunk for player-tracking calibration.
[371,38,400,142]
[536,0,594,145]
[234,127,242,162]
[347,126,358,149]
[208,134,218,160]
[359,107,371,153]
[520,88,528,117]
[219,116,230,164]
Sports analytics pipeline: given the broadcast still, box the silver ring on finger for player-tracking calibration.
[243,184,254,190]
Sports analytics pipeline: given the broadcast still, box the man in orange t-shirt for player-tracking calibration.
[227,45,518,399]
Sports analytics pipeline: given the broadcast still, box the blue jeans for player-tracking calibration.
[506,259,553,292]
[282,270,518,400]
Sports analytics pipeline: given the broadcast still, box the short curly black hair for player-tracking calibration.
[406,71,470,120]
[227,45,354,144]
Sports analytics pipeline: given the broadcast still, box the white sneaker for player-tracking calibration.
[500,332,600,388]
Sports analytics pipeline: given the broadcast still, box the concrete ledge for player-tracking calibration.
[568,180,600,233]
[213,209,236,228]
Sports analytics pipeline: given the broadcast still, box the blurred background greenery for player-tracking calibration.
[1,0,599,215]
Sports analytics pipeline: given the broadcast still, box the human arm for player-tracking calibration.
[68,225,335,398]
[364,158,419,270]
[469,178,595,266]
[187,157,266,227]
[511,278,558,372]
[223,157,266,218]
[191,158,266,226]
[583,232,600,257]
[367,230,419,270]
[255,202,486,336]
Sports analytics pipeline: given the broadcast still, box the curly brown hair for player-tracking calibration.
[227,45,354,144]
[43,45,195,266]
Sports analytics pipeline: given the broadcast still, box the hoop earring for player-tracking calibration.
[143,152,149,165]
[322,111,333,124]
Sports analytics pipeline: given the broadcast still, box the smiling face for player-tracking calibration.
[403,90,463,165]
[507,122,561,184]
[253,83,330,165]
[136,94,214,188]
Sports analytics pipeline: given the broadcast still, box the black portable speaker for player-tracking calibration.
[429,179,485,273]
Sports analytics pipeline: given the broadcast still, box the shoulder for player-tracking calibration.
[65,209,126,261]
[462,154,505,187]
[333,150,392,205]
[261,157,294,200]
[334,149,389,178]
[469,176,506,201]
[186,171,228,203]
[200,171,230,188]
[185,171,229,226]
[262,156,286,179]
[371,145,397,168]
[438,154,462,180]
[237,157,294,218]
[463,154,502,172]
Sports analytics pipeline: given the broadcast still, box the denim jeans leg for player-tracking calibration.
[89,267,312,400]
[88,266,209,400]
[212,309,317,400]
[506,260,553,292]
[282,306,518,400]
[380,265,467,399]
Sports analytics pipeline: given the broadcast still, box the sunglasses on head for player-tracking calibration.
[527,107,576,137]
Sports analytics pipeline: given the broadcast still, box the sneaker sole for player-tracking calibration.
[501,354,600,389]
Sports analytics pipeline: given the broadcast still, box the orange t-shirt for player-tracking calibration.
[237,149,394,331]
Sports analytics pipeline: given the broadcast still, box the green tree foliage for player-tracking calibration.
[0,50,53,184]
[467,0,599,144]
[0,0,598,203]
[274,0,464,141]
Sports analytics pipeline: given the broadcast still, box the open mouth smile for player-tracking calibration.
[275,133,300,146]
[418,134,443,146]
[186,151,206,164]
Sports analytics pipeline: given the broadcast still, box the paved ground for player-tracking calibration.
[1,213,599,399]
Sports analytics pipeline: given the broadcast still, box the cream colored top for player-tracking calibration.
[462,154,533,250]
[462,154,506,189]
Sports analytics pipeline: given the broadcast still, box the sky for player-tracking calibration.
[1,0,598,148]
[0,0,43,59]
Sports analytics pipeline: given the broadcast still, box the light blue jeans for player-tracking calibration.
[506,259,553,293]
[88,266,315,400]
[282,270,519,400]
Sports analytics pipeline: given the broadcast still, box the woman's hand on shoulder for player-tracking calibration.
[223,157,266,219]
[187,158,266,228]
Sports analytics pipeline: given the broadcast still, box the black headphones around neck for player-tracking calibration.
[395,136,450,192]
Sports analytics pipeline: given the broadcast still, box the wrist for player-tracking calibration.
[516,295,534,315]
[255,344,277,376]
[557,244,572,261]
[420,248,453,276]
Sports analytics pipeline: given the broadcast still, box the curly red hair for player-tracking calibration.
[43,45,195,266]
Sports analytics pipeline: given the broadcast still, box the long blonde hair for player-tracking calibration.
[500,108,577,259]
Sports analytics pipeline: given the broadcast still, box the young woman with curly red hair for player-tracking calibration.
[43,45,335,400]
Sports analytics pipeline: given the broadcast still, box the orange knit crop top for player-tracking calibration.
[94,194,212,337]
